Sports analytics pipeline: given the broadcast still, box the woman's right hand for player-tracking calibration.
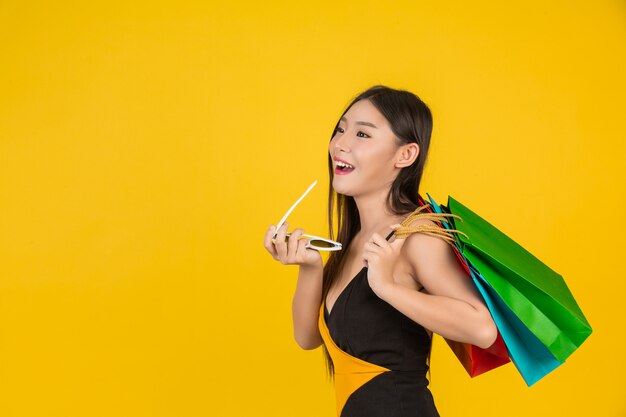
[264,222,322,268]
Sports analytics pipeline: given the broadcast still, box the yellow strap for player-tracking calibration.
[393,204,468,247]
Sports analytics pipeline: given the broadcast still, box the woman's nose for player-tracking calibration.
[333,131,350,151]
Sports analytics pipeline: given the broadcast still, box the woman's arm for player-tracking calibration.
[292,262,324,350]
[374,219,498,349]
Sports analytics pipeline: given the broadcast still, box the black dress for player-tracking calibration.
[318,229,440,417]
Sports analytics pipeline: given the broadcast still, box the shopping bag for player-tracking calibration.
[443,330,510,377]
[470,266,563,386]
[425,193,593,385]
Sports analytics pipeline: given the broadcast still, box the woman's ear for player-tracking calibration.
[396,143,419,167]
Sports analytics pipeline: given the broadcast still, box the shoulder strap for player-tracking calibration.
[394,202,468,246]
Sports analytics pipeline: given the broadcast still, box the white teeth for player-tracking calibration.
[337,161,354,169]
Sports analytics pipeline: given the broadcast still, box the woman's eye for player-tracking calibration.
[334,127,369,138]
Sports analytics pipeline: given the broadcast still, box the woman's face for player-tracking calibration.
[329,99,412,197]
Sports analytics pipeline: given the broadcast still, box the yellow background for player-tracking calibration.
[1,1,624,416]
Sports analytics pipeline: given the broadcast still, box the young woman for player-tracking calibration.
[264,85,498,416]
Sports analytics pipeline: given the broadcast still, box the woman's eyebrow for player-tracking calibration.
[340,116,378,129]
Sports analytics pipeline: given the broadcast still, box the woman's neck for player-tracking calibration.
[353,191,406,239]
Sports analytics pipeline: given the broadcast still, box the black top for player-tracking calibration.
[324,229,440,417]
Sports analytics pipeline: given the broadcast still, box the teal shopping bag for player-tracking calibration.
[469,265,563,386]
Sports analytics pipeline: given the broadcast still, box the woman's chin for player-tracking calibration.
[331,181,356,196]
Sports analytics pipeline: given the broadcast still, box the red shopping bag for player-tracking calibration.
[444,325,510,377]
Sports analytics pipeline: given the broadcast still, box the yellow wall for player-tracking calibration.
[0,1,624,416]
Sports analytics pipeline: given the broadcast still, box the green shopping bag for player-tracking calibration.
[441,195,592,363]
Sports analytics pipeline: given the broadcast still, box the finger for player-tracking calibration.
[365,242,389,258]
[296,235,308,262]
[370,233,390,249]
[275,221,290,261]
[362,252,377,267]
[363,241,381,253]
[389,232,407,248]
[265,225,279,258]
[287,228,305,260]
[265,225,276,246]
[390,236,407,247]
[362,251,379,261]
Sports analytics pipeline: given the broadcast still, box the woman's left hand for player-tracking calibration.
[363,224,406,296]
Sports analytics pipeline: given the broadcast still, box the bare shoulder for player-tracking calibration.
[399,218,454,276]
[399,218,484,306]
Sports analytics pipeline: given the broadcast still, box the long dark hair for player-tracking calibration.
[321,84,434,382]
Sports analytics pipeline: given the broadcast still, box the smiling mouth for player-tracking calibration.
[335,164,355,175]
